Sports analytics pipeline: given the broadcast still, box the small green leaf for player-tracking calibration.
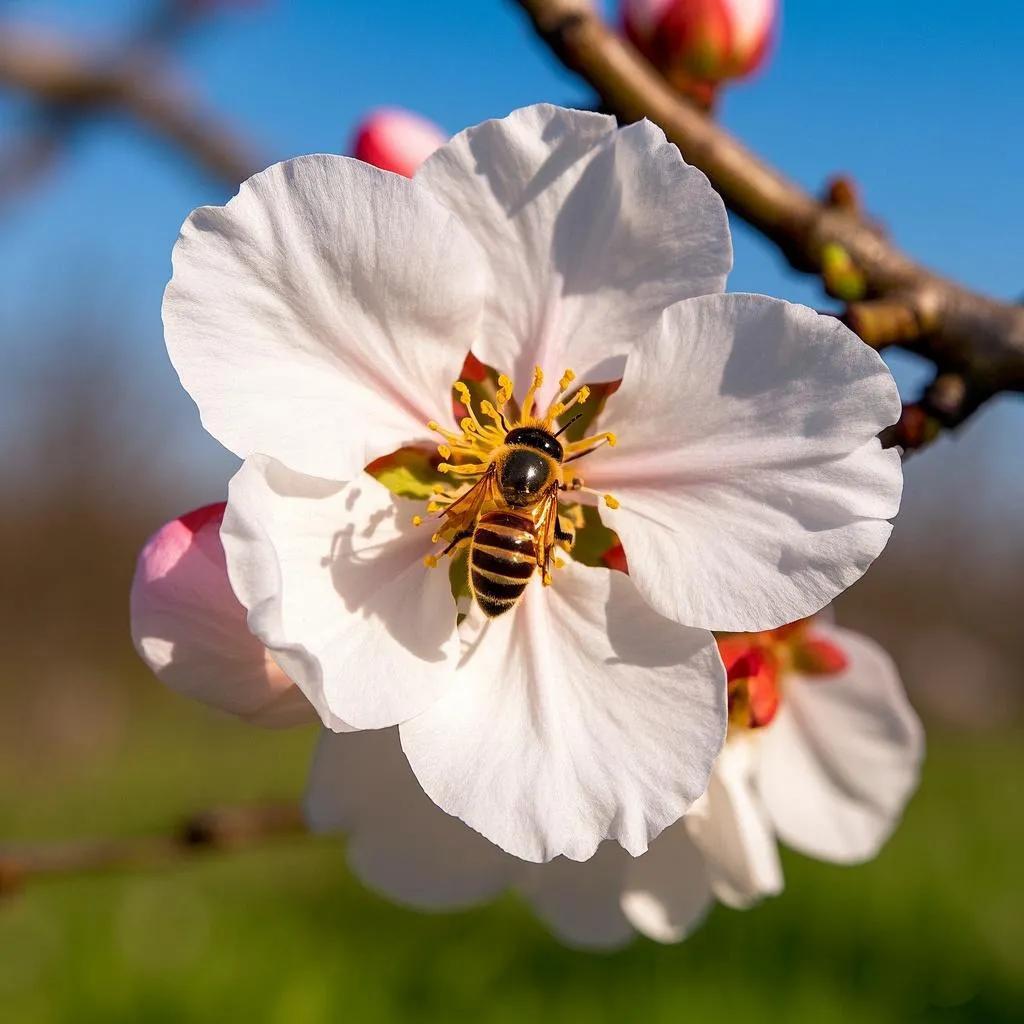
[368,448,442,500]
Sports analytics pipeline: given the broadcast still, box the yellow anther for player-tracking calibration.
[431,532,442,543]
[558,369,576,392]
[548,402,566,420]
[479,401,506,430]
[438,463,452,474]
[437,444,452,459]
[427,501,443,513]
[411,515,423,527]
[576,385,591,405]
[431,483,447,494]
[553,556,565,569]
[543,571,553,586]
[603,494,620,510]
[521,365,545,420]
[606,432,617,447]
[453,381,471,403]
[427,420,440,432]
[423,555,439,569]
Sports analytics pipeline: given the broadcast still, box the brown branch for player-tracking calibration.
[0,802,306,895]
[0,21,262,190]
[515,0,1024,445]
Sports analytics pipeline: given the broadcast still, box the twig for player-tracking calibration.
[0,802,306,895]
[0,20,261,190]
[514,0,1024,449]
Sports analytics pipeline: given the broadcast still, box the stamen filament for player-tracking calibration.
[520,366,545,421]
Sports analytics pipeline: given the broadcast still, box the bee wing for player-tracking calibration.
[535,484,562,583]
[437,464,496,535]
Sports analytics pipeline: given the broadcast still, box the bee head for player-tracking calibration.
[503,426,564,463]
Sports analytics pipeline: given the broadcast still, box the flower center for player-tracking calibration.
[718,618,849,732]
[416,364,618,586]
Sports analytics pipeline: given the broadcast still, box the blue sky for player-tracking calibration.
[1,0,1022,512]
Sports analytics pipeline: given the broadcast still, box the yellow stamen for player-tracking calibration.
[438,462,487,477]
[547,385,591,424]
[567,431,616,456]
[478,400,508,433]
[411,515,423,527]
[423,555,439,569]
[603,494,620,510]
[558,368,576,392]
[496,374,513,407]
[520,365,544,420]
[437,444,452,459]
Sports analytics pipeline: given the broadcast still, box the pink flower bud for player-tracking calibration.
[350,108,447,179]
[623,0,777,95]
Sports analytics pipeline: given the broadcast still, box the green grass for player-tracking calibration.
[1,685,1021,1023]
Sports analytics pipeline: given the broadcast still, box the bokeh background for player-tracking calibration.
[1,2,1021,1021]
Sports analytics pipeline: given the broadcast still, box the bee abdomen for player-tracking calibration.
[470,511,536,618]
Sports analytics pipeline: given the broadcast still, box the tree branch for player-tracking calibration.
[0,21,261,190]
[515,0,1024,446]
[0,802,306,895]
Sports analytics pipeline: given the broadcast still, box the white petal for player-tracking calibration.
[588,293,902,630]
[306,728,519,909]
[756,624,924,863]
[399,560,726,863]
[519,844,635,950]
[685,740,784,909]
[222,458,459,731]
[417,104,731,404]
[621,823,713,944]
[130,503,314,728]
[164,155,486,480]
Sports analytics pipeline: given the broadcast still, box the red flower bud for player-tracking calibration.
[351,108,447,179]
[623,0,777,94]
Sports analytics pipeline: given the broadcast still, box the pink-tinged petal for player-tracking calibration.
[305,728,519,909]
[756,624,925,864]
[416,103,730,406]
[222,458,459,731]
[621,821,713,943]
[685,740,783,908]
[130,503,314,728]
[351,108,447,178]
[588,293,902,631]
[519,844,636,950]
[400,560,726,863]
[164,154,486,480]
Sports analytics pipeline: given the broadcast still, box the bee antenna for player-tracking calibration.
[553,413,583,438]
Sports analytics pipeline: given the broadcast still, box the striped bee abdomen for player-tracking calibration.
[469,510,537,618]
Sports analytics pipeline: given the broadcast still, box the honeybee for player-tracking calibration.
[436,425,579,618]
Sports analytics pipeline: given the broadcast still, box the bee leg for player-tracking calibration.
[554,516,575,551]
[441,529,473,557]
